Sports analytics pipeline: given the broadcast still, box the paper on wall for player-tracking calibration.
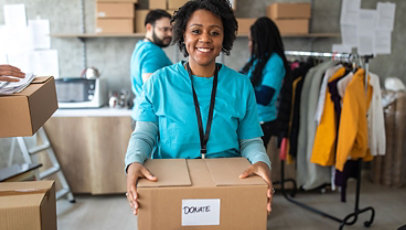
[340,0,361,26]
[377,2,396,31]
[29,50,59,79]
[28,19,51,50]
[3,4,26,28]
[356,9,377,55]
[0,26,32,54]
[332,44,352,54]
[374,30,391,55]
[340,25,358,48]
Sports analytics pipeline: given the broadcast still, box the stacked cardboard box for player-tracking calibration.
[138,158,268,229]
[0,181,56,230]
[266,2,311,35]
[236,18,256,35]
[96,0,137,34]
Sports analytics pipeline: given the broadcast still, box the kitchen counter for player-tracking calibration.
[52,107,132,117]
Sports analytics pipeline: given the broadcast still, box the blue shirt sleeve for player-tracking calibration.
[125,121,158,172]
[134,75,159,123]
[142,48,171,74]
[261,53,286,92]
[240,137,271,170]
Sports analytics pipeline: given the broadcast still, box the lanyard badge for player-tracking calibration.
[186,63,219,159]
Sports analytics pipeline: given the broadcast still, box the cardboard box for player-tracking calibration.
[167,0,188,10]
[149,0,166,9]
[267,3,311,20]
[138,158,268,230]
[97,0,138,3]
[236,18,256,35]
[96,2,134,18]
[274,19,309,35]
[96,18,134,33]
[135,10,149,33]
[0,181,56,230]
[0,77,58,138]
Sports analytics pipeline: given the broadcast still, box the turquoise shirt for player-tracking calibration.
[135,62,264,159]
[247,53,286,122]
[130,40,172,119]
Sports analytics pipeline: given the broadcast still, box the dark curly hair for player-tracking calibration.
[171,0,237,57]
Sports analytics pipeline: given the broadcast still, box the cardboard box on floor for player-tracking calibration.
[0,76,58,138]
[138,158,268,230]
[96,2,135,18]
[236,18,256,35]
[273,19,309,35]
[267,2,311,20]
[96,18,134,33]
[0,181,56,230]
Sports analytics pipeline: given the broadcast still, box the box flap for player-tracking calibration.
[0,180,54,195]
[138,159,191,188]
[32,76,52,84]
[205,158,267,186]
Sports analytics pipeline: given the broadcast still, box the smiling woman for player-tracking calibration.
[124,0,274,216]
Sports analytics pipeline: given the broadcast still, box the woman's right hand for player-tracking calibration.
[126,162,158,215]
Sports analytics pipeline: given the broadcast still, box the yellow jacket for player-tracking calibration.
[311,67,346,166]
[336,69,373,171]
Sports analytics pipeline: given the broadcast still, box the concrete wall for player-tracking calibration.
[0,0,405,164]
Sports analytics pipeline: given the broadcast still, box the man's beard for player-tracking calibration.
[152,30,171,48]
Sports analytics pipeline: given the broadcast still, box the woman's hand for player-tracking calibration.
[239,161,273,214]
[126,162,158,215]
[0,65,25,82]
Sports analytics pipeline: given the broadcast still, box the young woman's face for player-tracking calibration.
[183,9,224,67]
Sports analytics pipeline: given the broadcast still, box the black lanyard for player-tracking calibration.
[186,63,219,159]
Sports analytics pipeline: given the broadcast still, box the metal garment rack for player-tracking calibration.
[279,50,375,230]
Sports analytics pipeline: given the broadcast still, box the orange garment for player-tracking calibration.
[311,67,346,166]
[336,69,373,172]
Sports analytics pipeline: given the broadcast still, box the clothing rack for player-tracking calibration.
[278,51,375,230]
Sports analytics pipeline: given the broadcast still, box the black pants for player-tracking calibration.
[260,120,278,149]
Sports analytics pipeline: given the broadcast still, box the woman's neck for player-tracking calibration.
[188,61,216,78]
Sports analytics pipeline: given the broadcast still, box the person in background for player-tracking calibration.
[240,17,290,149]
[130,9,173,125]
[125,0,273,216]
[0,64,25,82]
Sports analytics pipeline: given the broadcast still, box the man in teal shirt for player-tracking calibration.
[130,9,173,122]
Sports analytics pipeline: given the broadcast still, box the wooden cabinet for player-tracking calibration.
[44,115,132,194]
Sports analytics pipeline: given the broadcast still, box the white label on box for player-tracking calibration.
[181,199,220,226]
[98,12,106,17]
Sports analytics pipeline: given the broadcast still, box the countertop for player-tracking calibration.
[52,107,132,117]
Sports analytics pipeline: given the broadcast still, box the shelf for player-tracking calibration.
[52,32,340,39]
[51,33,146,38]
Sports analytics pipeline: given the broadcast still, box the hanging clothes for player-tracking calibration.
[336,68,373,171]
[311,67,346,166]
[367,73,386,156]
[297,61,337,190]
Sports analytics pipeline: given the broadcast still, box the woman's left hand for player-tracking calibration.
[239,161,273,214]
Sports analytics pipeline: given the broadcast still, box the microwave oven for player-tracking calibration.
[55,78,107,108]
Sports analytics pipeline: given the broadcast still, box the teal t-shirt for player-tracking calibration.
[247,53,286,122]
[130,40,172,119]
[135,62,263,159]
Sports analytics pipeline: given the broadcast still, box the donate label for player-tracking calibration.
[181,199,220,226]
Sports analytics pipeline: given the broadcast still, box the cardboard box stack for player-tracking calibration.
[0,76,58,138]
[96,0,137,33]
[137,158,268,230]
[266,2,311,35]
[236,18,256,35]
[0,181,56,230]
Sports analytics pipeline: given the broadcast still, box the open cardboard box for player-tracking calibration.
[0,181,56,230]
[138,157,268,230]
[0,76,58,138]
